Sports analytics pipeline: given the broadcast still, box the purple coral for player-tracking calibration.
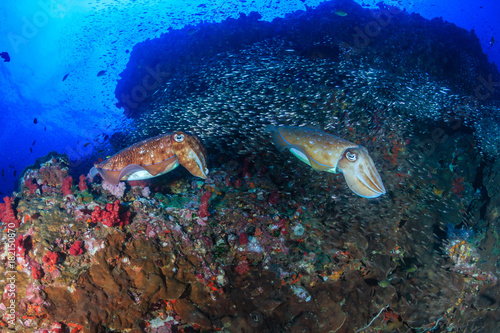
[102,180,126,198]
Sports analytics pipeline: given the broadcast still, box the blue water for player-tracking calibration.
[0,0,498,196]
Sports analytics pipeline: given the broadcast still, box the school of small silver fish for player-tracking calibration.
[120,38,499,160]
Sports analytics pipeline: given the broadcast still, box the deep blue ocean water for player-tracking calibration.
[0,0,498,197]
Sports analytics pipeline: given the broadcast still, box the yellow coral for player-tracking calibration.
[433,187,444,196]
[329,270,343,281]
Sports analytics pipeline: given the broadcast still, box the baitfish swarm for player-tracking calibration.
[123,38,499,158]
[267,125,385,198]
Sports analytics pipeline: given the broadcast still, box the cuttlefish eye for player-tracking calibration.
[174,133,185,142]
[345,150,357,162]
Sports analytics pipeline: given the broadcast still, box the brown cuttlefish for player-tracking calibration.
[89,131,208,185]
[267,125,386,198]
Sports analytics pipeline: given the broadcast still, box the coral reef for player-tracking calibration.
[19,155,70,197]
[2,141,500,332]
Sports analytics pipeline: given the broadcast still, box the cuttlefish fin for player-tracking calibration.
[117,157,179,181]
[288,146,332,172]
[266,125,287,151]
[95,158,181,186]
[88,167,99,181]
[267,125,301,157]
[96,168,123,185]
[118,164,148,180]
[143,156,179,176]
[267,125,332,172]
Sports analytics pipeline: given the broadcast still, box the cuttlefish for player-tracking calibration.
[267,125,386,198]
[89,131,208,185]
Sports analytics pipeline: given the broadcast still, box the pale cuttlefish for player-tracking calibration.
[267,125,386,198]
[89,131,208,185]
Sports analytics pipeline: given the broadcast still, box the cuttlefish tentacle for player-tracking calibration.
[90,131,208,185]
[337,147,386,198]
[267,125,386,198]
[172,131,209,179]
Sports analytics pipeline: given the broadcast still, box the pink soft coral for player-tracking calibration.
[0,196,20,228]
[42,251,59,266]
[91,200,130,227]
[198,191,212,220]
[69,241,84,256]
[78,174,88,191]
[62,176,73,196]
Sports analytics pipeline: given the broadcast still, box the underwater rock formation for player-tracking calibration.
[115,0,499,119]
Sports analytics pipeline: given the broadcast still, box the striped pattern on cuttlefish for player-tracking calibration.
[89,131,208,185]
[267,125,386,198]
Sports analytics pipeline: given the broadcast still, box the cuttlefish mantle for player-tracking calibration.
[267,125,386,198]
[89,131,208,185]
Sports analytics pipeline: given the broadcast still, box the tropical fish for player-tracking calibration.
[267,125,386,198]
[97,70,106,77]
[33,118,38,124]
[89,131,208,185]
[62,73,69,81]
[1,52,10,62]
[334,10,348,16]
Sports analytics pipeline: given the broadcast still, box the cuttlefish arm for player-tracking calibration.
[172,131,209,179]
[336,146,386,198]
[267,125,386,198]
[89,131,208,185]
